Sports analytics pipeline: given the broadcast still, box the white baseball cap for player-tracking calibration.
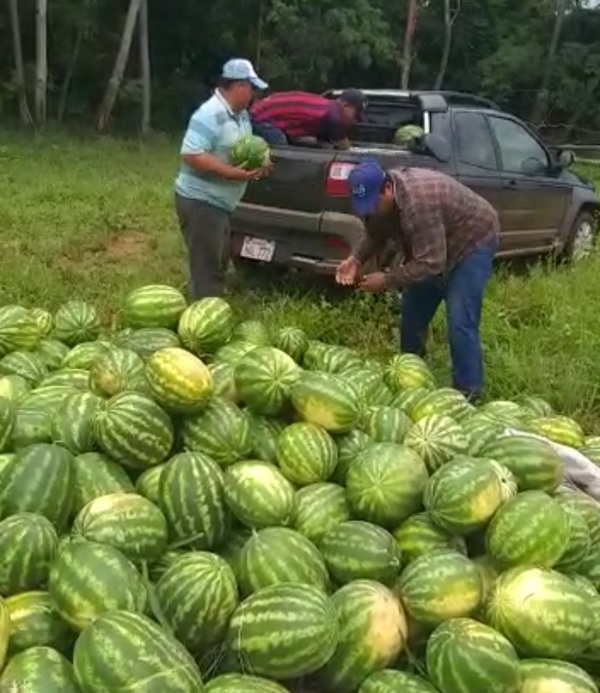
[221,59,268,90]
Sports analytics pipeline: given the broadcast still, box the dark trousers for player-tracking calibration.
[175,193,231,299]
[399,238,498,398]
[251,119,288,146]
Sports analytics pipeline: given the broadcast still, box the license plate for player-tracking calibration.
[240,236,276,262]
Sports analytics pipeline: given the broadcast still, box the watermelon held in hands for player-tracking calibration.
[230,134,270,169]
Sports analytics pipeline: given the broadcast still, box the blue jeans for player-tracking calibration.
[399,239,498,398]
[251,119,288,146]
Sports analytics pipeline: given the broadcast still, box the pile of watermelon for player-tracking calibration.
[2,284,600,693]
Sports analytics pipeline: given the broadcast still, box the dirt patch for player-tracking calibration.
[102,233,151,261]
[56,232,154,270]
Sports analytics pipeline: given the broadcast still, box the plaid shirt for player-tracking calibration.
[353,167,500,288]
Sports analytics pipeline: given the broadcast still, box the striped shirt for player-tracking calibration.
[175,90,252,212]
[250,91,346,141]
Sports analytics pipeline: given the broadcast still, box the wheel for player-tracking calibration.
[564,211,597,262]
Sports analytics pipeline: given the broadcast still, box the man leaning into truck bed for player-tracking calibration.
[336,161,500,401]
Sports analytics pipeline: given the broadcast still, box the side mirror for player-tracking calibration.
[558,149,575,169]
[521,156,547,175]
[416,133,452,163]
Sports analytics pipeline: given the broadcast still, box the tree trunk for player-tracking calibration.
[35,0,48,125]
[254,0,265,70]
[7,0,33,124]
[434,0,461,90]
[96,0,143,132]
[139,0,151,135]
[57,28,84,123]
[530,0,569,125]
[401,0,418,89]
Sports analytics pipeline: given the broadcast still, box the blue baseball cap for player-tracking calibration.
[348,161,386,216]
[222,59,268,90]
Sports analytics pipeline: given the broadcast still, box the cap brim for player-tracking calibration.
[250,76,269,90]
[351,192,379,216]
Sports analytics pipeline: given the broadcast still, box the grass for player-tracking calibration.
[1,130,600,430]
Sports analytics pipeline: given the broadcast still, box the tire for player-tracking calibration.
[563,211,597,263]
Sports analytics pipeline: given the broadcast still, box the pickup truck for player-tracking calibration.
[230,89,599,275]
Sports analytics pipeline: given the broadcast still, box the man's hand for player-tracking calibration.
[336,256,360,285]
[358,272,388,292]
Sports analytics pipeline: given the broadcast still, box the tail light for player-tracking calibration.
[325,162,356,197]
[324,236,349,252]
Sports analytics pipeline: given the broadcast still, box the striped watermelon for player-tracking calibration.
[528,415,586,448]
[0,396,14,452]
[233,319,271,346]
[73,610,203,692]
[205,673,290,693]
[36,338,71,370]
[517,394,554,417]
[0,373,30,402]
[301,339,328,369]
[224,461,296,529]
[209,361,237,402]
[21,383,78,409]
[409,387,472,422]
[226,582,338,679]
[72,492,168,561]
[72,451,134,514]
[272,326,309,363]
[361,406,412,444]
[346,368,394,408]
[291,371,361,433]
[346,443,428,527]
[404,413,470,472]
[135,463,165,505]
[0,513,58,595]
[392,512,467,565]
[10,404,54,446]
[30,307,53,335]
[359,670,437,693]
[0,305,43,356]
[277,422,338,485]
[489,459,519,501]
[320,520,400,585]
[156,552,239,652]
[238,527,329,595]
[181,397,251,466]
[0,443,75,529]
[556,500,595,574]
[484,566,595,658]
[0,350,48,385]
[247,413,284,465]
[214,339,257,365]
[293,482,350,544]
[234,346,300,415]
[61,340,111,370]
[485,490,570,568]
[42,367,91,390]
[178,297,235,355]
[426,618,521,693]
[393,386,435,415]
[481,399,529,427]
[565,542,600,591]
[384,353,436,391]
[48,540,147,630]
[122,284,187,329]
[146,346,213,413]
[472,555,500,605]
[148,549,186,583]
[310,344,362,375]
[555,487,600,547]
[314,580,408,693]
[333,429,371,484]
[423,457,504,535]
[479,434,563,492]
[115,327,181,359]
[398,551,482,625]
[89,347,147,397]
[53,301,101,346]
[93,391,174,470]
[51,391,103,454]
[519,659,598,693]
[0,646,80,692]
[5,590,73,655]
[159,451,229,550]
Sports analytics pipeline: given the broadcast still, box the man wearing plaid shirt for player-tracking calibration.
[336,162,500,400]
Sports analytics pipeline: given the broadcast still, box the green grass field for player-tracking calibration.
[1,130,599,430]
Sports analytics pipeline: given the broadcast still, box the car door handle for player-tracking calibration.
[502,180,518,190]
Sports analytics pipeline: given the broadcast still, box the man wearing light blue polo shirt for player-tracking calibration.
[175,59,269,298]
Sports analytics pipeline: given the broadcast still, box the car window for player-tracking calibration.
[454,112,497,169]
[488,116,549,174]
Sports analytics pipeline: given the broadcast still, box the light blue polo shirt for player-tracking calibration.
[175,90,252,212]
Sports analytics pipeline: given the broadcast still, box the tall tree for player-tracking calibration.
[35,0,48,125]
[433,0,461,89]
[7,0,33,124]
[401,0,419,88]
[139,0,151,134]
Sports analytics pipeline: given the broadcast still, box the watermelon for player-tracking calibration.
[479,434,563,491]
[61,340,111,370]
[320,520,400,585]
[36,338,71,370]
[277,422,337,485]
[209,361,237,402]
[156,551,239,652]
[10,405,53,446]
[489,459,519,501]
[517,394,554,417]
[404,413,470,472]
[247,413,284,464]
[519,659,598,693]
[53,301,101,346]
[0,373,30,402]
[146,346,213,413]
[392,512,467,565]
[423,457,504,535]
[214,339,257,365]
[359,670,437,693]
[48,540,147,630]
[238,527,329,595]
[394,123,425,145]
[0,513,58,595]
[472,555,501,604]
[398,550,482,624]
[426,618,521,693]
[159,451,229,550]
[481,399,529,427]
[0,396,14,452]
[5,590,73,655]
[21,383,78,410]
[0,646,80,692]
[205,673,290,693]
[93,391,174,470]
[314,580,408,693]
[0,443,74,528]
[226,582,338,679]
[291,371,361,433]
[89,347,146,397]
[347,369,394,408]
[0,350,48,384]
[178,297,235,355]
[384,353,435,391]
[557,504,593,573]
[333,429,371,484]
[115,327,181,359]
[224,460,296,529]
[72,492,168,561]
[135,463,165,505]
[346,443,428,527]
[122,284,187,329]
[234,346,300,415]
[0,305,43,356]
[73,610,203,692]
[485,490,570,567]
[409,387,471,422]
[361,405,412,444]
[0,596,6,671]
[234,319,272,346]
[272,326,309,363]
[528,415,585,448]
[51,391,103,454]
[42,367,90,390]
[293,482,350,544]
[555,487,600,546]
[484,566,595,658]
[72,451,134,514]
[230,133,270,169]
[181,397,251,466]
[31,308,53,336]
[572,543,600,591]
